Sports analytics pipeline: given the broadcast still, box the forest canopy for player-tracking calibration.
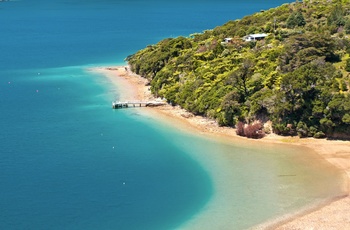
[126,0,350,139]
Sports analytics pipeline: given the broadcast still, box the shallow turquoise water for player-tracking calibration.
[139,114,346,229]
[1,66,213,229]
[2,1,345,230]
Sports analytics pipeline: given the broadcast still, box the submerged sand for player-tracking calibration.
[89,66,350,229]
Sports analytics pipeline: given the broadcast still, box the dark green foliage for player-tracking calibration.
[272,124,294,136]
[286,10,306,28]
[126,36,192,80]
[237,29,246,37]
[296,121,309,138]
[220,91,242,126]
[226,59,256,102]
[346,59,350,72]
[345,19,350,34]
[314,131,326,139]
[279,33,339,72]
[327,4,345,27]
[127,0,350,139]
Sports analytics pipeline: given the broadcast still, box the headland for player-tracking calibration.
[90,66,350,229]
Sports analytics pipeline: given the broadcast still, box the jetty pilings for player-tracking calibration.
[112,101,166,109]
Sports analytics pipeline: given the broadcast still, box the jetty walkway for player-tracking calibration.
[112,101,166,109]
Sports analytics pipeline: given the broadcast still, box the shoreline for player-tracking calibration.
[90,66,350,229]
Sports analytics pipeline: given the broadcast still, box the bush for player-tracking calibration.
[345,59,350,72]
[216,112,226,126]
[345,19,350,34]
[309,126,318,137]
[296,121,308,138]
[263,125,271,134]
[273,123,293,136]
[244,122,265,139]
[236,29,246,37]
[314,131,326,139]
[236,121,245,136]
[286,11,306,28]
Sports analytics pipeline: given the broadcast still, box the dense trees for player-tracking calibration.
[327,4,346,27]
[127,0,350,139]
[286,10,306,28]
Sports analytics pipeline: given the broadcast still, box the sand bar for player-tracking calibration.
[89,66,350,229]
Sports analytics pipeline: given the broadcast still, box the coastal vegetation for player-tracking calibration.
[126,0,350,139]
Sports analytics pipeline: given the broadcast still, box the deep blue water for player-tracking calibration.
[0,0,292,69]
[2,1,333,230]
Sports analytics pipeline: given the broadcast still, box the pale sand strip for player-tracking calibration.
[89,66,350,229]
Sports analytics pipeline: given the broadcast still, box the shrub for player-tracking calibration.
[216,112,226,127]
[314,131,326,139]
[236,29,246,37]
[286,11,306,28]
[236,121,245,136]
[244,122,265,139]
[273,123,293,136]
[345,59,350,72]
[309,126,318,137]
[263,125,271,134]
[296,121,308,138]
[345,19,350,34]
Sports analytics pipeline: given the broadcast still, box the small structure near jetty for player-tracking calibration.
[112,101,166,109]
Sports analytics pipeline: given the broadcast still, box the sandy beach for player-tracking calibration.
[90,66,350,229]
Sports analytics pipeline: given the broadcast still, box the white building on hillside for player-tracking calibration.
[243,33,268,42]
[221,37,233,44]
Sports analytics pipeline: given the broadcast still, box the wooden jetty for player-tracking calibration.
[112,101,166,109]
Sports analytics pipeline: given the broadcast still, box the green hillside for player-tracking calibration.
[126,0,350,139]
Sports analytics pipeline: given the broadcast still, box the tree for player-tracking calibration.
[327,4,345,27]
[220,91,242,126]
[279,33,339,72]
[277,61,340,126]
[126,0,350,138]
[346,59,350,72]
[345,19,350,34]
[237,29,246,37]
[326,94,350,120]
[226,59,255,102]
[286,11,306,28]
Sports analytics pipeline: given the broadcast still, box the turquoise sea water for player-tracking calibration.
[0,1,346,229]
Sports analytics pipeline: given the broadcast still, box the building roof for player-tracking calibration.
[247,33,268,38]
